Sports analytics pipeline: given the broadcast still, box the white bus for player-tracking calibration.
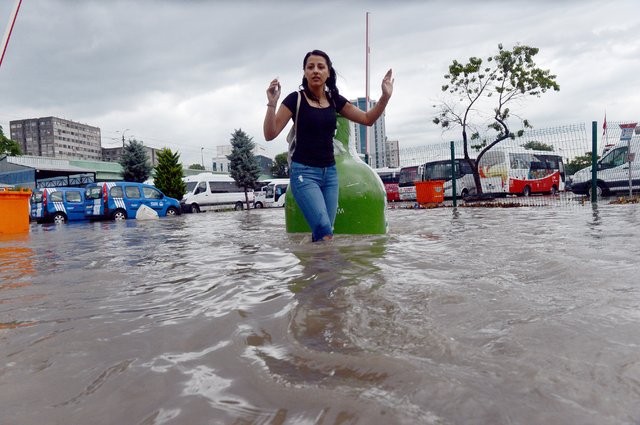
[478,147,565,196]
[418,158,478,198]
[253,178,289,208]
[181,172,254,213]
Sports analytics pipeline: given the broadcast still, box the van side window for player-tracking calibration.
[125,186,141,199]
[66,191,82,203]
[50,191,63,202]
[31,192,43,203]
[143,186,162,199]
[600,147,628,169]
[194,182,206,195]
[110,186,124,198]
[86,187,102,200]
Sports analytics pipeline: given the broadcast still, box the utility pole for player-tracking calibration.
[121,128,130,148]
[201,147,205,169]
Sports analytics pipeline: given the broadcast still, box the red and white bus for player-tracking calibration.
[374,167,401,202]
[478,147,565,196]
[398,165,419,201]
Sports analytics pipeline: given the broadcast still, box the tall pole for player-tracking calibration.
[0,0,22,70]
[121,128,130,148]
[201,147,204,168]
[365,12,371,165]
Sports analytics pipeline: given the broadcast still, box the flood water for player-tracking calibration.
[1,204,640,425]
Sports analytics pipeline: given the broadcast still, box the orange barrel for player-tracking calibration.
[0,189,32,234]
[415,180,445,204]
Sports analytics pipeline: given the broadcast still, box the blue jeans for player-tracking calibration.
[289,161,338,242]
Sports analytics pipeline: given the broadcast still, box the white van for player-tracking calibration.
[181,172,254,212]
[570,138,640,196]
[253,178,289,208]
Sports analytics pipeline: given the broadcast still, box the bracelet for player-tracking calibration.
[267,103,276,108]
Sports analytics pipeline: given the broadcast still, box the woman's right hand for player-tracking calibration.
[267,78,281,104]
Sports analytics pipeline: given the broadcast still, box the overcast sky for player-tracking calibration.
[1,0,639,166]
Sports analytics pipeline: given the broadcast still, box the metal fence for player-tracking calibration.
[389,121,639,208]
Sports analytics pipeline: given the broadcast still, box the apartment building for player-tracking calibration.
[9,116,102,161]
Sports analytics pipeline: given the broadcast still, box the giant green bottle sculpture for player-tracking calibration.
[285,114,388,235]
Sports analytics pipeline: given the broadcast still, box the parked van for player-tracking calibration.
[570,138,640,196]
[253,178,289,208]
[84,182,181,220]
[30,187,88,224]
[181,173,254,213]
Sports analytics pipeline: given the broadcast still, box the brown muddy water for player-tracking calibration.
[1,205,640,425]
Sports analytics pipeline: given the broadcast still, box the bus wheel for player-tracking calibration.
[461,189,469,199]
[549,185,558,195]
[234,202,244,211]
[522,186,531,197]
[190,203,200,213]
[112,209,127,221]
[52,212,67,224]
[254,202,263,208]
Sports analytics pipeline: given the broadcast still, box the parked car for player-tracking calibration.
[30,187,88,224]
[253,178,288,208]
[84,182,181,220]
[570,138,640,196]
[181,173,254,213]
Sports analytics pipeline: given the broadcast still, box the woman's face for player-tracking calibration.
[304,54,329,88]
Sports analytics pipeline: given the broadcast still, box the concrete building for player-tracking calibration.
[385,139,400,168]
[102,146,161,167]
[9,117,102,161]
[348,98,388,168]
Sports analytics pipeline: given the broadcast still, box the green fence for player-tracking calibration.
[390,121,639,207]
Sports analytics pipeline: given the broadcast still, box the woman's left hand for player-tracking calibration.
[381,69,394,98]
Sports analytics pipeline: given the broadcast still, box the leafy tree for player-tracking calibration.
[522,141,554,151]
[188,163,205,170]
[227,129,261,210]
[0,125,21,156]
[271,152,289,178]
[119,139,152,182]
[154,148,186,200]
[433,43,560,193]
[566,152,596,175]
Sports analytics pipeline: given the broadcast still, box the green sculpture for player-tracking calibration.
[285,114,388,235]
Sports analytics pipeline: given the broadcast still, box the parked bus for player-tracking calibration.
[398,165,419,201]
[373,167,400,202]
[478,147,565,196]
[418,158,477,198]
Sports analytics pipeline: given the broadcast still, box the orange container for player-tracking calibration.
[415,180,445,204]
[0,189,32,234]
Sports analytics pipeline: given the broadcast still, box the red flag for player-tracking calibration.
[602,113,607,137]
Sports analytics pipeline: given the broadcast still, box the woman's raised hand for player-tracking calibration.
[381,69,394,99]
[267,78,281,104]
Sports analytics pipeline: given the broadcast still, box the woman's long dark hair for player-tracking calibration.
[301,49,339,108]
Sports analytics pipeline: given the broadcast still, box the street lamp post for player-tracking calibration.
[201,147,205,169]
[120,128,130,148]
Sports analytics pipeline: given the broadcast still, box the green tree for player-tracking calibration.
[271,152,289,178]
[154,148,186,200]
[566,152,596,176]
[0,125,21,156]
[522,141,554,151]
[119,139,152,182]
[227,129,261,210]
[433,43,560,193]
[188,163,205,170]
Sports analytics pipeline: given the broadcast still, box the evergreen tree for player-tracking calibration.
[227,129,261,210]
[154,148,186,200]
[119,139,152,182]
[0,125,21,156]
[271,152,289,178]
